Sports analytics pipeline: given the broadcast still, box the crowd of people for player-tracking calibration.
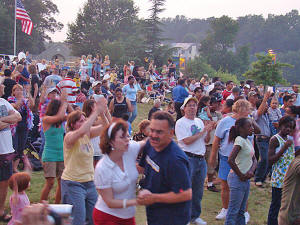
[0,52,299,225]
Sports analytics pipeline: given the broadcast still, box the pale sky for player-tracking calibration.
[50,0,300,42]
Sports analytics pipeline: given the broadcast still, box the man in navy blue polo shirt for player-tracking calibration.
[172,78,189,121]
[138,111,192,225]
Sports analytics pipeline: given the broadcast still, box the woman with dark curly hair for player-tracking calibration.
[93,120,146,225]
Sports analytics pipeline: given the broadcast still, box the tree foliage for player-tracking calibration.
[0,0,63,55]
[143,0,172,66]
[277,50,300,84]
[66,0,139,56]
[243,54,293,86]
[199,16,250,75]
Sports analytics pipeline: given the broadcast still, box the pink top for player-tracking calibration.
[294,118,300,148]
[8,193,30,225]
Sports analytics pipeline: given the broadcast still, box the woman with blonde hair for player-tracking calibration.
[209,99,260,222]
[61,97,108,225]
[103,55,110,72]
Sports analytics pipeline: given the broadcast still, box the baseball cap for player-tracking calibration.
[244,84,250,89]
[180,97,198,110]
[46,87,58,96]
[92,81,101,88]
[248,91,259,97]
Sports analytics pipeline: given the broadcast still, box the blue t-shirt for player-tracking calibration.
[172,85,189,103]
[215,116,236,157]
[19,67,30,85]
[139,140,192,225]
[122,84,139,101]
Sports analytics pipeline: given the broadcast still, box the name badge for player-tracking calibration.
[146,155,160,173]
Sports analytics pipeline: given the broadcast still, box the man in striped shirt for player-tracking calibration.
[56,71,77,104]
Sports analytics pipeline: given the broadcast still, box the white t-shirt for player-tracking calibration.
[94,141,141,219]
[0,98,16,154]
[90,136,102,157]
[175,116,206,156]
[37,63,47,72]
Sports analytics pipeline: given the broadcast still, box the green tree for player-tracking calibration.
[243,54,293,86]
[0,0,63,54]
[67,0,138,56]
[144,0,173,66]
[199,16,250,75]
[277,50,300,84]
[185,56,216,78]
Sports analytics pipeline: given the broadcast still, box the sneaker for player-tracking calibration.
[255,181,263,187]
[207,185,219,192]
[216,208,228,220]
[245,211,250,224]
[193,217,207,225]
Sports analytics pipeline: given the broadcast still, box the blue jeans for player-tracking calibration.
[188,156,207,221]
[129,101,137,123]
[225,172,250,225]
[267,187,282,225]
[61,179,98,225]
[254,139,269,183]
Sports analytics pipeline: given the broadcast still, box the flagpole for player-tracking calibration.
[14,0,17,56]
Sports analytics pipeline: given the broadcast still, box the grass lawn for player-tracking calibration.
[1,103,272,225]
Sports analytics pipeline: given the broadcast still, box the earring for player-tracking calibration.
[111,146,115,151]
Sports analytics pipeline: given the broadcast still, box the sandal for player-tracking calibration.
[0,212,12,222]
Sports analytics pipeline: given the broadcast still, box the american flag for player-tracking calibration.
[16,0,33,35]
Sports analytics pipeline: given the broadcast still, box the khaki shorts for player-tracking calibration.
[205,145,218,175]
[43,161,64,178]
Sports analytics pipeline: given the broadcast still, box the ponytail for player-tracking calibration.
[228,125,238,143]
[228,117,250,143]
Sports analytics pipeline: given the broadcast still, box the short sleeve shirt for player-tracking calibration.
[215,116,236,156]
[0,98,15,154]
[94,141,140,219]
[122,84,138,101]
[139,140,191,225]
[234,136,254,174]
[175,117,206,155]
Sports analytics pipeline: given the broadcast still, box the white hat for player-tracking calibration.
[180,96,198,110]
[244,84,250,89]
[92,81,101,88]
[46,87,58,96]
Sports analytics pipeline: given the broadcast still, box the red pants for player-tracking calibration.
[93,208,136,225]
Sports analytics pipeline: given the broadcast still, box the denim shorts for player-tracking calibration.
[218,154,231,181]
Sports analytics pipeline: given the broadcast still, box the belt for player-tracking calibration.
[184,151,204,159]
[256,135,270,141]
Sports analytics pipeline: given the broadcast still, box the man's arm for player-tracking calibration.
[137,188,192,205]
[0,110,21,124]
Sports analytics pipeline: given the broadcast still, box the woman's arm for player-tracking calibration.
[209,136,221,168]
[98,188,136,208]
[108,99,114,115]
[228,145,247,181]
[64,98,107,148]
[43,101,67,124]
[268,136,292,165]
[126,98,133,112]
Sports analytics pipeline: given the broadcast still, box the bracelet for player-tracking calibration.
[123,199,127,209]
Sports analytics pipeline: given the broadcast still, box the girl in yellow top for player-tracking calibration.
[61,97,109,225]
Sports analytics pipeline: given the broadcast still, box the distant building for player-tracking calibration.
[33,42,77,63]
[171,43,200,61]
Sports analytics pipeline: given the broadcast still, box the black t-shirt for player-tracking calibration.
[31,74,40,97]
[3,78,16,100]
